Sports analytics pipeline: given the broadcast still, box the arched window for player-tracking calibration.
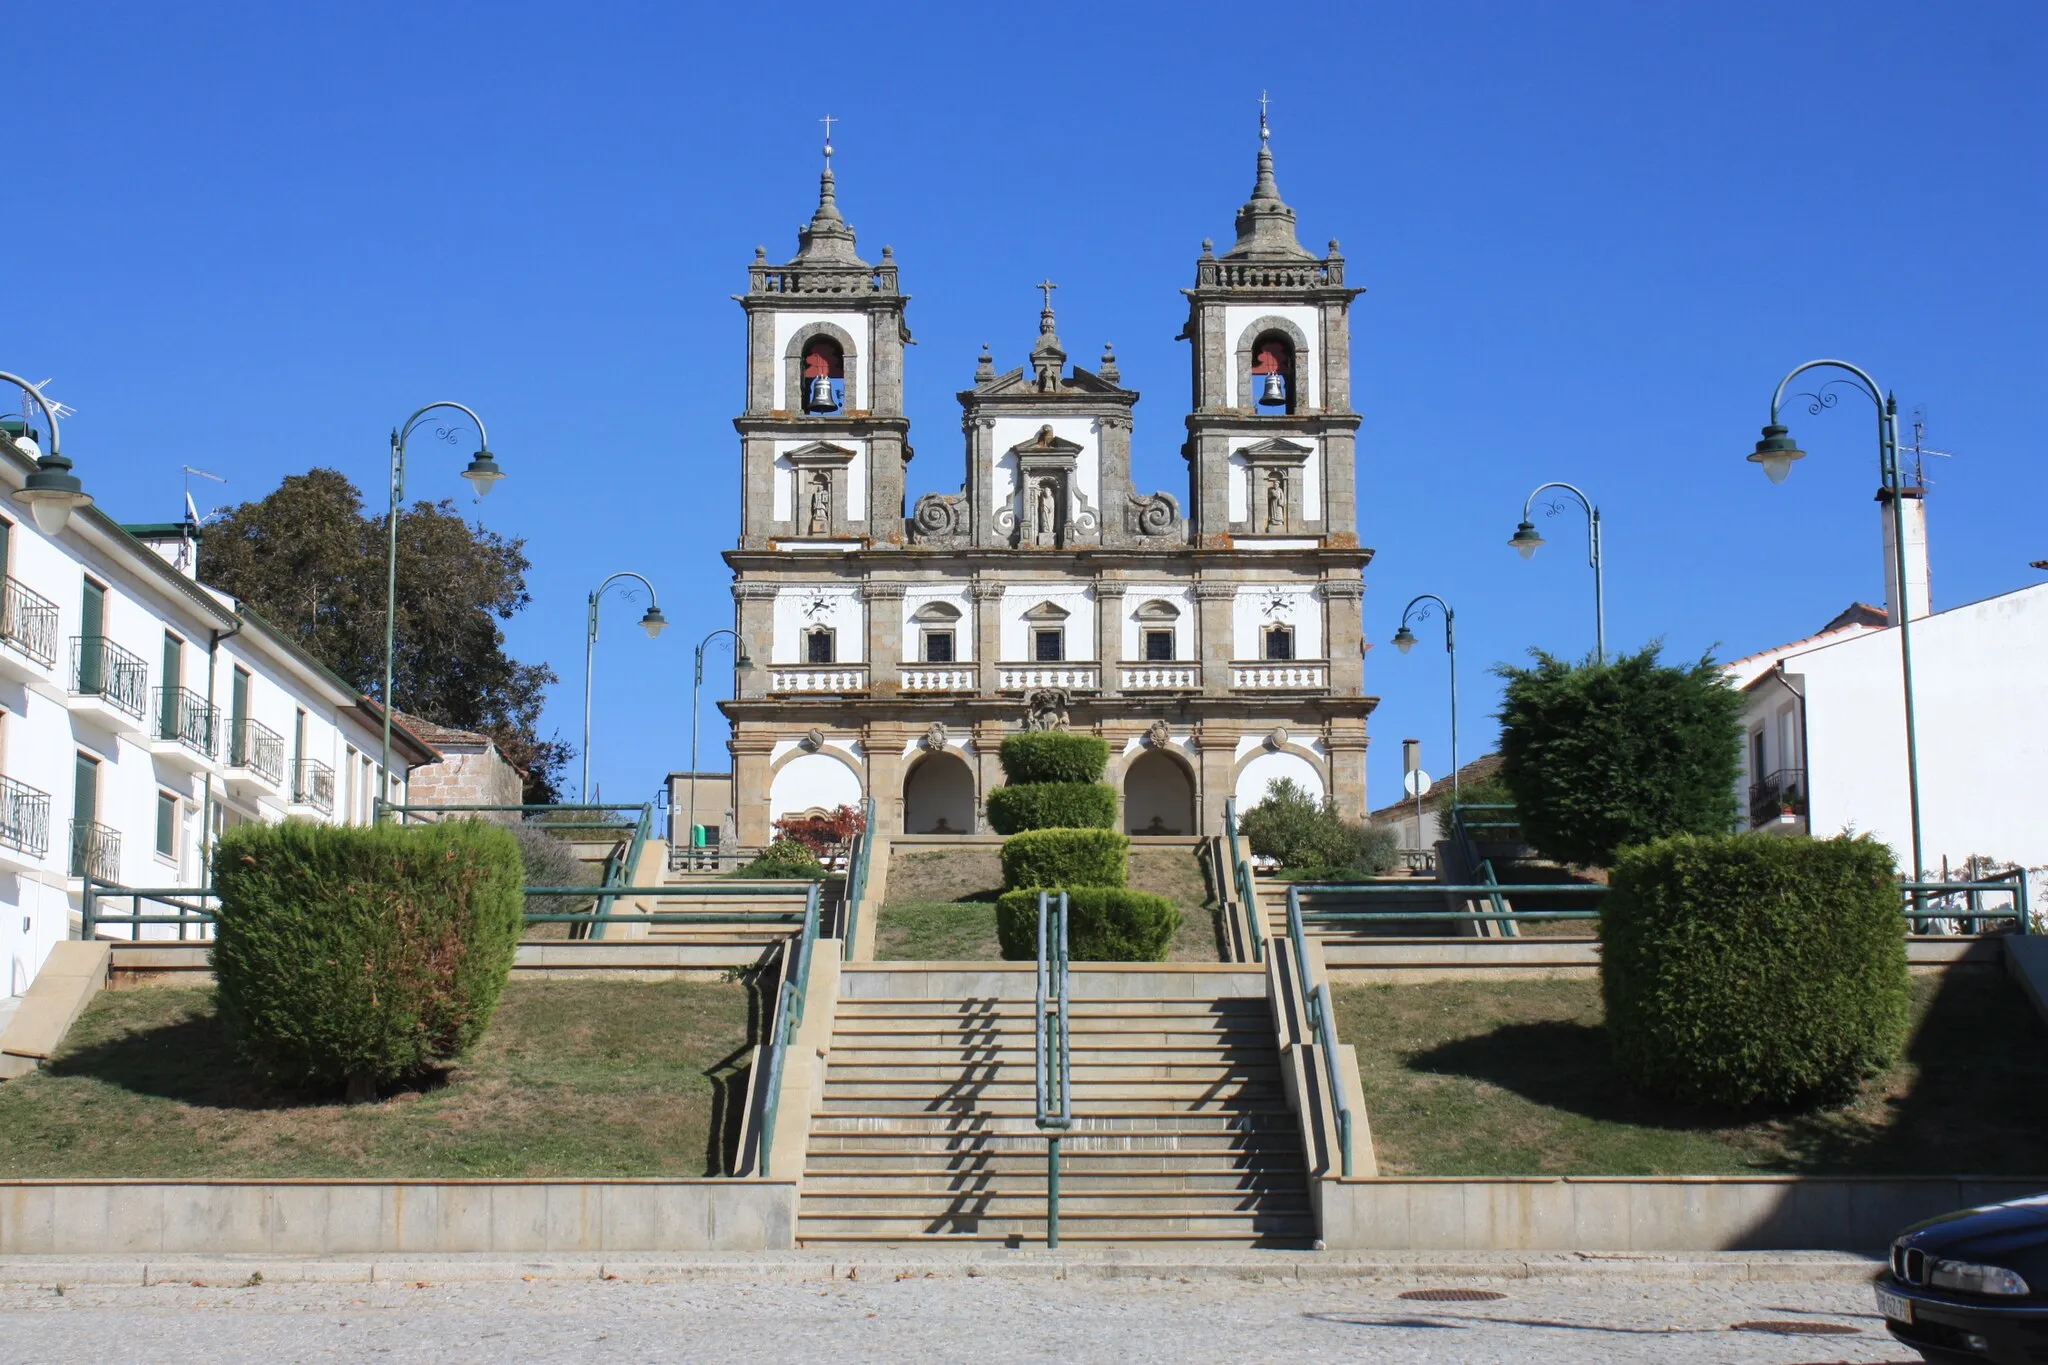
[912,601,962,664]
[802,338,846,414]
[1250,331,1296,413]
[805,626,836,664]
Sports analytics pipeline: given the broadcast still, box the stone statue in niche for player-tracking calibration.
[1035,478,1059,544]
[1023,687,1071,733]
[1265,469,1287,533]
[807,473,831,536]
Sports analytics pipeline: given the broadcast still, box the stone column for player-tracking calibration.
[863,580,905,698]
[1325,719,1370,822]
[1321,577,1366,695]
[732,581,777,701]
[1097,416,1134,549]
[1093,577,1125,695]
[731,728,777,846]
[972,578,1006,695]
[1194,580,1236,695]
[1098,720,1142,833]
[1192,723,1241,835]
[863,720,912,836]
[972,719,1010,834]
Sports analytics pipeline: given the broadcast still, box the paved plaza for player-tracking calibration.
[0,1261,1918,1363]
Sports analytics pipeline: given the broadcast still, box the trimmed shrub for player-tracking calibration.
[998,732,1110,785]
[1495,645,1743,867]
[995,887,1182,962]
[211,820,524,1098]
[1601,833,1910,1110]
[511,822,596,920]
[1000,828,1129,891]
[986,782,1116,834]
[730,839,825,879]
[1240,777,1399,879]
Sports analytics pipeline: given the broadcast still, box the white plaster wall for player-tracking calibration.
[999,585,1095,661]
[1235,750,1325,807]
[1222,304,1321,408]
[901,587,974,662]
[1789,582,2048,869]
[770,586,865,663]
[988,417,1101,525]
[773,439,868,524]
[768,751,864,820]
[769,310,868,412]
[1232,584,1325,658]
[1118,585,1195,660]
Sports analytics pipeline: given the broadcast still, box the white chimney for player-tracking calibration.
[1878,485,1931,624]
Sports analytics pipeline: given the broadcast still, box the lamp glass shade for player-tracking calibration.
[461,451,505,498]
[1746,424,1805,486]
[1509,521,1544,560]
[1392,625,1417,655]
[23,490,86,536]
[734,645,754,669]
[639,606,669,639]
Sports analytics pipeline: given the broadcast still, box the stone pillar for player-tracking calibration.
[1325,719,1370,823]
[972,578,1006,695]
[1194,580,1236,695]
[863,580,905,698]
[1321,577,1366,695]
[731,728,776,846]
[1097,416,1134,548]
[972,719,1010,834]
[732,581,777,700]
[1192,723,1241,835]
[1093,577,1125,694]
[1098,720,1142,833]
[863,720,911,835]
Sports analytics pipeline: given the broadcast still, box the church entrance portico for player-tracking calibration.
[1123,748,1196,836]
[903,750,976,835]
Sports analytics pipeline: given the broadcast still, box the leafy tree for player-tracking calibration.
[197,468,568,801]
[1492,644,1743,867]
[1240,777,1399,880]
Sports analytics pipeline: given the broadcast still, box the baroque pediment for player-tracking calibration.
[1235,437,1313,464]
[782,440,858,466]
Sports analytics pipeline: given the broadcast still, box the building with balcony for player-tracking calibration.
[719,124,1377,841]
[0,453,441,995]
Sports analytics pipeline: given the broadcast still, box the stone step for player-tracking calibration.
[797,1189,1311,1214]
[829,1024,1273,1043]
[799,1171,1306,1194]
[810,1111,1297,1133]
[801,1148,1294,1171]
[820,1076,1285,1098]
[820,1061,1282,1083]
[794,1211,1316,1242]
[813,1098,1290,1117]
[823,1049,1282,1069]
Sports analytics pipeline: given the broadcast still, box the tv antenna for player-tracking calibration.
[1900,405,1956,488]
[182,466,229,527]
[4,379,75,427]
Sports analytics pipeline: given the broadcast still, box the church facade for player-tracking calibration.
[720,125,1377,842]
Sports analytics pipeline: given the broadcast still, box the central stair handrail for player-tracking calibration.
[1285,883,1353,1177]
[754,879,823,1178]
[839,796,877,959]
[1222,797,1264,962]
[1034,890,1073,1246]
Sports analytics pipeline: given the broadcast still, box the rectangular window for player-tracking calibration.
[159,633,184,741]
[1264,626,1294,661]
[806,630,834,664]
[230,666,250,763]
[155,791,178,860]
[1144,630,1175,662]
[0,515,11,574]
[923,631,954,664]
[292,708,307,799]
[1035,629,1064,663]
[78,579,108,692]
[345,744,359,823]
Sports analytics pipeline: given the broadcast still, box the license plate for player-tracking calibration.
[1875,1286,1915,1325]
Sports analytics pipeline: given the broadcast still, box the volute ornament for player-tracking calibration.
[1125,490,1182,538]
[924,722,950,753]
[800,728,826,753]
[910,491,966,544]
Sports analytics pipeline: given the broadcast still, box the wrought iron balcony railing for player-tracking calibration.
[0,774,52,859]
[1749,767,1808,826]
[294,758,336,813]
[154,686,219,757]
[0,576,58,668]
[69,818,120,882]
[70,635,149,719]
[228,716,286,785]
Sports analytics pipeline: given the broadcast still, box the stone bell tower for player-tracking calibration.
[1180,109,1363,547]
[734,127,914,550]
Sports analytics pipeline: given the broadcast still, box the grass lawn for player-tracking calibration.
[0,979,759,1179]
[874,898,1223,962]
[1337,972,2048,1176]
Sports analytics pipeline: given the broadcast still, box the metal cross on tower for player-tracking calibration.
[819,113,836,163]
[1258,90,1271,141]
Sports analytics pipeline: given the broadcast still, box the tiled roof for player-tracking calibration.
[1369,752,1504,820]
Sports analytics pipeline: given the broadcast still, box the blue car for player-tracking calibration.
[1880,1196,2048,1362]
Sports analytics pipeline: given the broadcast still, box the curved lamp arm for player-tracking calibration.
[391,400,500,501]
[1397,593,1455,651]
[1518,481,1600,569]
[589,571,665,643]
[694,626,742,686]
[1759,359,1897,485]
[0,372,63,456]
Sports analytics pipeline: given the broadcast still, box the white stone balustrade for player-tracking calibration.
[1229,660,1330,690]
[767,665,870,694]
[996,664,1101,692]
[899,667,977,692]
[1118,664,1201,691]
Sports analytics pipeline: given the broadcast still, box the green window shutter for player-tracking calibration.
[73,752,97,826]
[155,792,176,858]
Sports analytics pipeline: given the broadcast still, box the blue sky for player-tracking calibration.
[7,3,2044,810]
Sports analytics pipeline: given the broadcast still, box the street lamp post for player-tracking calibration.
[1,373,93,535]
[1391,594,1459,811]
[379,402,505,818]
[688,627,751,866]
[1745,359,1924,881]
[1509,482,1606,664]
[582,572,669,803]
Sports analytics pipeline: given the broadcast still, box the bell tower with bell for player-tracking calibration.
[734,117,914,550]
[1179,99,1362,546]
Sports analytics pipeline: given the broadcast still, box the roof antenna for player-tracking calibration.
[1900,405,1956,488]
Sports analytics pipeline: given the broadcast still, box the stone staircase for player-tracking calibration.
[796,963,1314,1245]
[1254,879,1465,954]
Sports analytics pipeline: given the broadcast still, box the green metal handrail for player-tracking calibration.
[1222,797,1263,963]
[1034,890,1073,1247]
[1284,885,1352,1177]
[1446,803,1517,935]
[1899,871,2031,935]
[80,882,219,941]
[756,881,823,1178]
[839,797,876,960]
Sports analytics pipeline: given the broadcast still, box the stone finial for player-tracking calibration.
[1099,343,1120,384]
[1030,281,1065,393]
[975,343,995,384]
[790,157,868,267]
[1223,114,1311,262]
[1200,237,1215,258]
[754,246,767,260]
[882,245,894,260]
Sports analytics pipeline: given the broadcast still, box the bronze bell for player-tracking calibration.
[1258,371,1288,407]
[805,375,839,413]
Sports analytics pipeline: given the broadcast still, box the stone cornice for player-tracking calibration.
[1319,578,1366,601]
[724,545,1374,573]
[860,580,907,601]
[732,582,778,600]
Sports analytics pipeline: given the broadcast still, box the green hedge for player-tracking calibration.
[1601,833,1910,1110]
[1239,777,1399,879]
[998,732,1110,785]
[999,828,1129,891]
[995,887,1182,962]
[211,820,524,1098]
[986,782,1116,834]
[729,839,825,879]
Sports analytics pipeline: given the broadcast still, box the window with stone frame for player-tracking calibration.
[1144,629,1175,662]
[1034,628,1064,663]
[1263,624,1295,661]
[910,601,963,665]
[923,630,955,663]
[805,627,836,665]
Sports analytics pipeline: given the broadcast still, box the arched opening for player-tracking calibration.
[1235,750,1323,809]
[802,337,845,413]
[903,751,975,835]
[768,751,863,825]
[1124,749,1195,836]
[1250,331,1296,414]
[1135,599,1181,661]
[912,600,962,663]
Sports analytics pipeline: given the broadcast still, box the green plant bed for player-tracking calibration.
[1335,974,2048,1176]
[875,901,1002,961]
[0,980,760,1178]
[994,887,1181,962]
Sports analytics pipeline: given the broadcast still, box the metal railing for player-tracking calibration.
[228,716,285,784]
[1283,887,1352,1177]
[154,686,218,757]
[1900,869,2031,936]
[1222,797,1263,963]
[82,883,219,941]
[69,819,120,882]
[0,774,52,858]
[0,575,58,667]
[70,635,148,719]
[293,758,335,813]
[1034,890,1073,1247]
[839,797,876,960]
[1446,803,1518,936]
[755,881,824,1178]
[1749,767,1808,826]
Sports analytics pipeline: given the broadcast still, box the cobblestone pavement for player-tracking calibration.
[0,1273,1920,1363]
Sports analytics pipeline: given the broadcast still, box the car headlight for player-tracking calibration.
[1929,1258,2032,1297]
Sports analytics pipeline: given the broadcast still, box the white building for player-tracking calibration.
[1724,485,2048,873]
[0,424,437,996]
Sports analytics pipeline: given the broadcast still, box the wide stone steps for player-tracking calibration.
[793,1210,1316,1243]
